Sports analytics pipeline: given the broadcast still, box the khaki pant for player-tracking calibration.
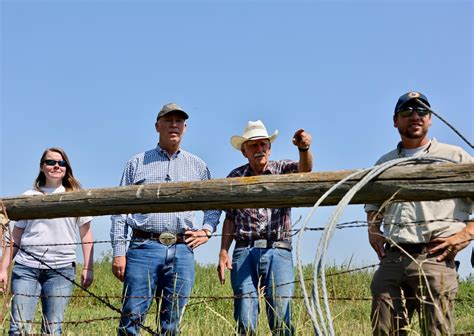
[370,248,458,336]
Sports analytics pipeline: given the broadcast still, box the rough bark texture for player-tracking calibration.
[1,163,473,220]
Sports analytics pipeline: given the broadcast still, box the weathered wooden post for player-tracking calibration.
[1,163,472,220]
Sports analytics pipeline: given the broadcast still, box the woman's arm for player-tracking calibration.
[0,226,24,292]
[79,222,94,288]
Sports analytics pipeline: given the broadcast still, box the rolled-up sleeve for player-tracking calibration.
[364,204,380,213]
[203,210,221,233]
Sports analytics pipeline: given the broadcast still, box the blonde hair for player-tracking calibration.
[35,147,82,192]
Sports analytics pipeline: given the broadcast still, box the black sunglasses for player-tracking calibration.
[397,106,430,117]
[43,159,67,167]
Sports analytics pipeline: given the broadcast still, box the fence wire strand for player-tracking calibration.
[3,218,470,248]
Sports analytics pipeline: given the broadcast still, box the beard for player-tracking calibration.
[398,125,429,139]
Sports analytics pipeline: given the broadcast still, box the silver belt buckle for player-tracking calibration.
[159,232,177,246]
[254,239,267,248]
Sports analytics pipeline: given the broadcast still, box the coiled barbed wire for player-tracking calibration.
[296,156,465,335]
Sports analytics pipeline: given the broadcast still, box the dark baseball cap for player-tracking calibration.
[394,91,431,114]
[157,103,189,120]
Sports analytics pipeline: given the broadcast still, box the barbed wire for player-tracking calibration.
[10,291,472,303]
[1,233,472,335]
[4,294,474,303]
[3,315,122,326]
[4,263,379,301]
[3,293,473,334]
[3,259,472,304]
[10,292,474,304]
[2,218,471,248]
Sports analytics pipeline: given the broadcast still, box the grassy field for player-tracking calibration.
[1,258,473,335]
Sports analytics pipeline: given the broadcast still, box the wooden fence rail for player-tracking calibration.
[1,163,473,220]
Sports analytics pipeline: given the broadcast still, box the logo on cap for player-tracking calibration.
[408,92,420,98]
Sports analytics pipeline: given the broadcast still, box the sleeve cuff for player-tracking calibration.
[112,244,127,257]
[202,224,214,234]
[364,204,380,213]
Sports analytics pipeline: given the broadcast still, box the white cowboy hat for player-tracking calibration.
[230,120,279,150]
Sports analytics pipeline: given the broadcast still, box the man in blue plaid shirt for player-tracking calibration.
[111,103,220,335]
[217,120,313,336]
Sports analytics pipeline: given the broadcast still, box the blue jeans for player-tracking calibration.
[118,240,195,335]
[231,247,295,336]
[9,262,75,335]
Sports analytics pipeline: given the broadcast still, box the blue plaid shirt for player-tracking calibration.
[111,144,221,256]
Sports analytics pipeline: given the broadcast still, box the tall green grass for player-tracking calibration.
[1,259,473,335]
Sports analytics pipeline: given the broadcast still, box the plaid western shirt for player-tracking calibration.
[111,144,221,256]
[225,160,299,243]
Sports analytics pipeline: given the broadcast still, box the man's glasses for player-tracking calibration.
[397,106,430,117]
[43,159,67,167]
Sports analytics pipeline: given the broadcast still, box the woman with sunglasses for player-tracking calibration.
[0,147,94,335]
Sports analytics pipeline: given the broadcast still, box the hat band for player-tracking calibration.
[247,135,270,140]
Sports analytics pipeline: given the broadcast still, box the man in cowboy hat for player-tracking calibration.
[217,120,313,335]
[365,91,473,335]
[111,103,221,335]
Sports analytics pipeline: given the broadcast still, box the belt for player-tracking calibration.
[235,239,292,251]
[132,229,185,246]
[386,243,441,256]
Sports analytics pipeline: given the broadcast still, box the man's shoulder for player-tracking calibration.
[128,148,156,160]
[227,163,249,177]
[429,139,473,163]
[375,149,399,164]
[179,149,208,165]
[122,148,161,170]
[431,140,469,154]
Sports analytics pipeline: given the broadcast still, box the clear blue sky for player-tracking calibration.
[1,0,473,278]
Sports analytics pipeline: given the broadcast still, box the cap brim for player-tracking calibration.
[395,99,431,114]
[158,110,189,120]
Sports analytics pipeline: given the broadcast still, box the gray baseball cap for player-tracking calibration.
[157,103,189,120]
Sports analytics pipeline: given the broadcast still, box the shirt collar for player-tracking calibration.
[40,185,66,194]
[243,162,274,176]
[156,143,181,158]
[397,138,435,156]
